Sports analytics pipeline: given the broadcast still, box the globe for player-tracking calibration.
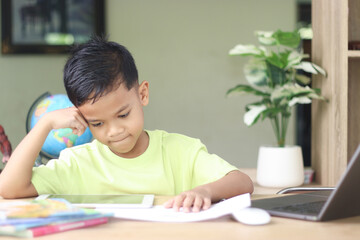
[26,92,93,160]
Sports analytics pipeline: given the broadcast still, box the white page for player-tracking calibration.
[97,193,250,222]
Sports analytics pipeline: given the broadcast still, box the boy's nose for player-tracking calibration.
[108,123,125,138]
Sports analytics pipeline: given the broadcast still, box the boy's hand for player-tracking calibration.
[163,187,212,213]
[42,107,88,136]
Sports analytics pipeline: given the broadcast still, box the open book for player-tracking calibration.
[98,193,251,222]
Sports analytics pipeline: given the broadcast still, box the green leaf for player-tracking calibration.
[272,30,301,48]
[294,74,311,85]
[226,84,270,97]
[279,98,290,106]
[288,96,312,106]
[245,101,267,110]
[244,104,267,126]
[293,61,326,76]
[307,90,327,101]
[310,62,327,76]
[256,31,277,46]
[310,88,322,96]
[266,61,287,86]
[285,51,305,69]
[271,84,327,106]
[243,58,268,86]
[299,27,313,40]
[266,52,285,69]
[229,44,264,57]
[271,84,313,102]
[266,51,293,69]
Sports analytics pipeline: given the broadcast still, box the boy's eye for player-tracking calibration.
[91,122,103,127]
[118,112,130,118]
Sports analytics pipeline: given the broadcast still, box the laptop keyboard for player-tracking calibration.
[272,200,326,214]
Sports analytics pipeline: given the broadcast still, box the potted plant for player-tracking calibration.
[227,30,327,187]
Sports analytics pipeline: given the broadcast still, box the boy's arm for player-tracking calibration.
[164,170,254,212]
[0,107,88,199]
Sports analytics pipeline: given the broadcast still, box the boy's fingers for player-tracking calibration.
[182,194,196,212]
[202,197,212,210]
[163,198,174,208]
[72,127,83,136]
[192,196,203,212]
[173,194,186,212]
[74,111,88,128]
[71,122,85,136]
[71,113,88,136]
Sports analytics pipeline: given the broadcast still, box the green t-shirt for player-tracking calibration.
[32,130,238,195]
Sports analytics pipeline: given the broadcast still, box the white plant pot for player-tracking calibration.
[257,145,304,188]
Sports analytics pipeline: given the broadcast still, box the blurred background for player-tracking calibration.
[0,0,311,169]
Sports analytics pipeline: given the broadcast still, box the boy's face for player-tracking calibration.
[78,80,149,158]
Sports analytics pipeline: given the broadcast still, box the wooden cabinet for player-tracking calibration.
[311,0,360,185]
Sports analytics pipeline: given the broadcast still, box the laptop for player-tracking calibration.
[251,144,360,221]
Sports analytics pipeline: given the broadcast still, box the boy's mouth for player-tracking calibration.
[110,135,129,143]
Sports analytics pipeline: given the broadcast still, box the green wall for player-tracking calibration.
[0,0,296,169]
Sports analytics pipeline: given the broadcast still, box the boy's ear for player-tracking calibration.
[138,81,149,106]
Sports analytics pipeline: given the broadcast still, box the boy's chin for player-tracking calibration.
[108,145,137,158]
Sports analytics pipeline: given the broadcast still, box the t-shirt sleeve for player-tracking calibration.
[190,140,238,188]
[31,150,75,195]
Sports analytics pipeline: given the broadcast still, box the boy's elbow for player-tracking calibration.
[247,178,254,194]
[0,192,17,199]
[0,184,17,199]
[237,171,254,195]
[0,183,12,199]
[245,173,254,193]
[0,182,37,199]
[225,170,254,196]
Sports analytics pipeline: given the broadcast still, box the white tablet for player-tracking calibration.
[36,194,154,208]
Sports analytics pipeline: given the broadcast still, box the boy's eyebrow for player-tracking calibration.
[114,104,130,114]
[86,104,130,122]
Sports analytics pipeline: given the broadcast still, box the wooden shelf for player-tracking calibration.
[348,50,360,58]
[312,0,360,186]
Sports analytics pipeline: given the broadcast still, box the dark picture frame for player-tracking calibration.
[1,0,105,54]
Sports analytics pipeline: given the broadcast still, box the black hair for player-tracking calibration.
[63,36,138,106]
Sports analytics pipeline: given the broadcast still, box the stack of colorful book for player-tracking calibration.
[0,198,112,238]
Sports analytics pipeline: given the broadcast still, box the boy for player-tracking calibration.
[0,37,253,212]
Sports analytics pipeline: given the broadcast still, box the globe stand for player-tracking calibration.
[34,155,44,167]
